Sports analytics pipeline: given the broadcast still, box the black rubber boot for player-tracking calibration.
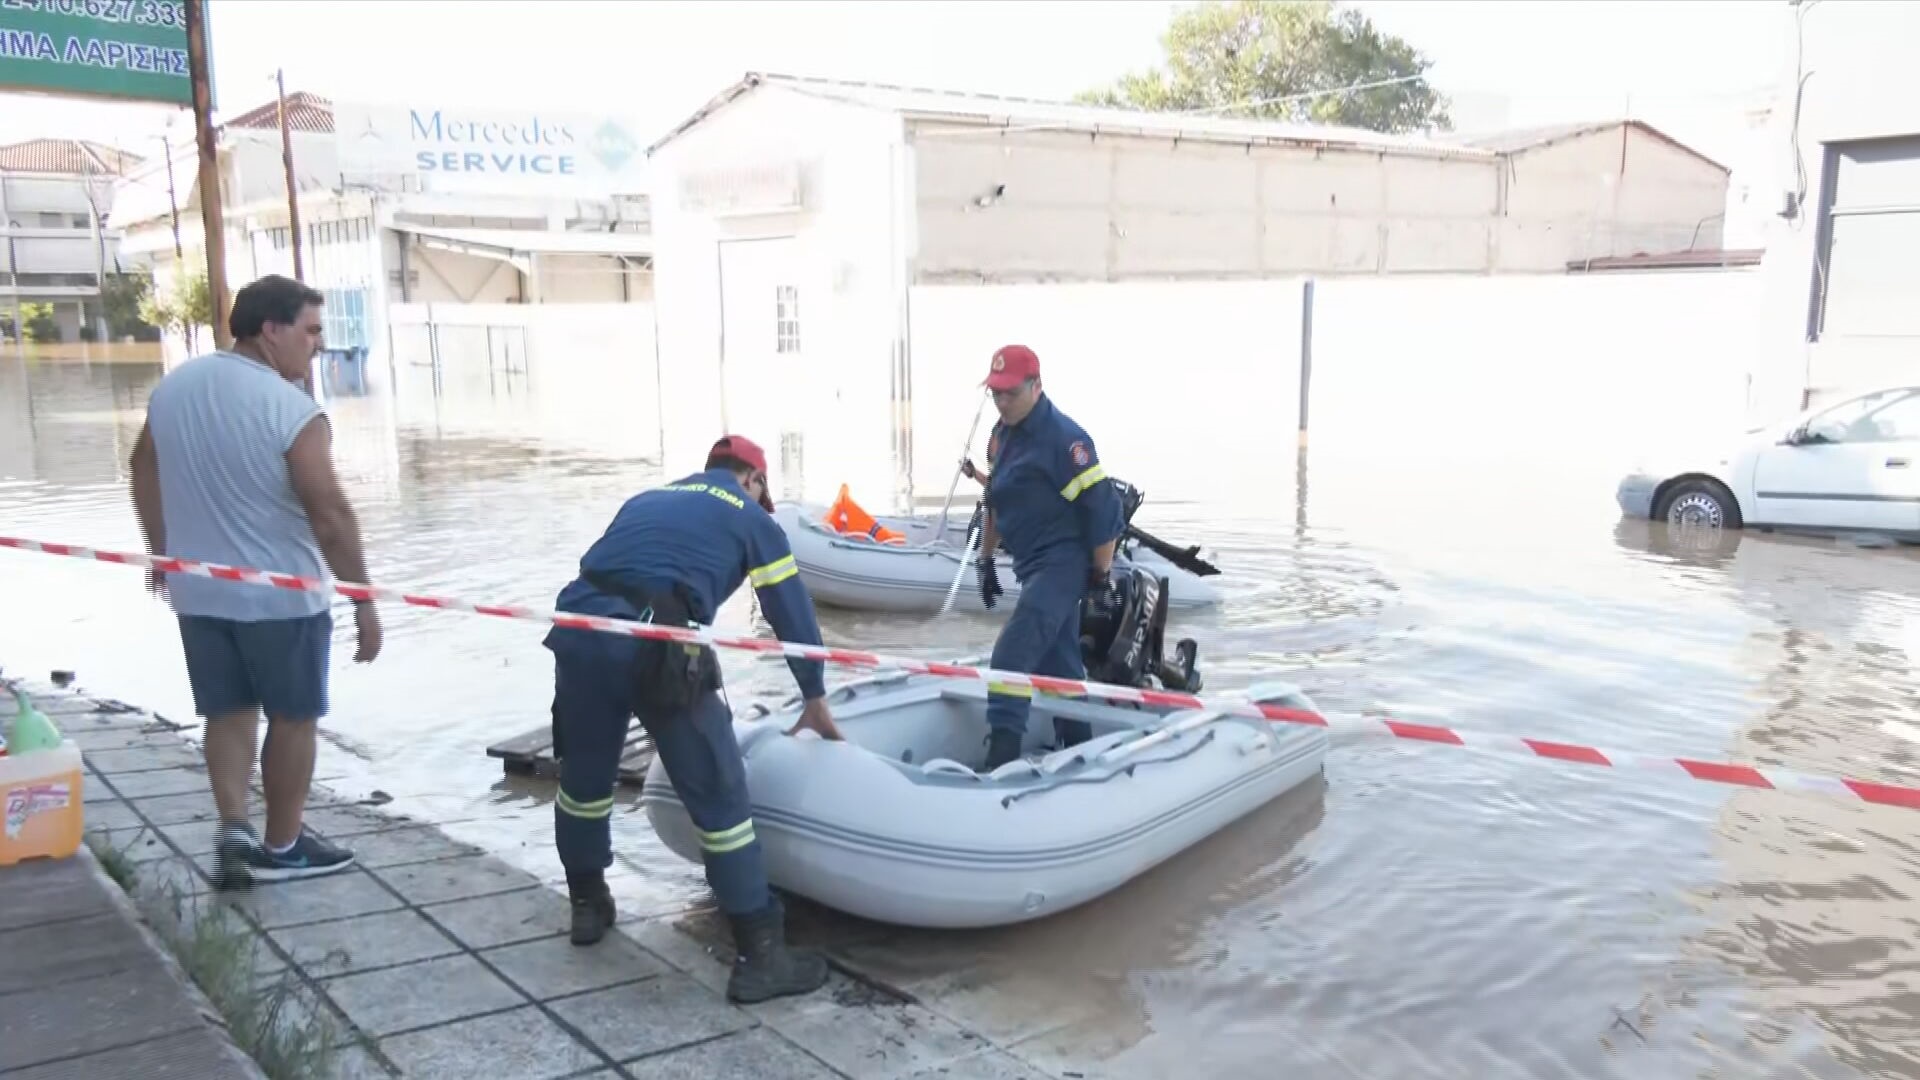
[982,729,1023,772]
[568,873,616,946]
[726,898,829,1005]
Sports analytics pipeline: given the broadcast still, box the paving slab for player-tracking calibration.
[423,883,571,950]
[335,824,484,869]
[126,790,227,826]
[230,868,404,930]
[102,765,213,801]
[301,804,420,837]
[0,855,116,932]
[123,853,216,901]
[143,817,227,857]
[375,852,542,905]
[0,910,153,994]
[82,796,145,832]
[624,1027,844,1080]
[749,972,990,1080]
[547,972,755,1063]
[84,742,207,773]
[897,1049,1059,1079]
[0,931,228,1072]
[618,916,735,997]
[268,908,462,978]
[482,930,670,1000]
[3,1026,263,1080]
[322,952,528,1037]
[71,726,197,752]
[376,1004,606,1079]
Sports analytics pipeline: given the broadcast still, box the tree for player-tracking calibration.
[1077,0,1451,134]
[101,271,163,342]
[138,260,214,354]
[20,303,59,344]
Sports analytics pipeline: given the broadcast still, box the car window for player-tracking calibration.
[1803,388,1916,443]
[1866,392,1920,441]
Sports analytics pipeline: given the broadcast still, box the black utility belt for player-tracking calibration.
[582,572,722,711]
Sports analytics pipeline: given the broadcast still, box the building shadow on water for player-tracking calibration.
[1614,516,1920,1079]
[664,772,1329,1058]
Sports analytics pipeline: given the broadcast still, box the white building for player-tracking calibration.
[1,138,142,343]
[645,71,1737,503]
[110,92,654,399]
[1751,0,1920,416]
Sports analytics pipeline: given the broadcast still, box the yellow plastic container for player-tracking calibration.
[0,740,85,866]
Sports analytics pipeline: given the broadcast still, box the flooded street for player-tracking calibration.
[4,343,1918,1079]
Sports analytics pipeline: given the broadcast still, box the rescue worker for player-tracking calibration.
[972,345,1125,772]
[543,434,841,1005]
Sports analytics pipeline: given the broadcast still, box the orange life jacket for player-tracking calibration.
[824,484,907,545]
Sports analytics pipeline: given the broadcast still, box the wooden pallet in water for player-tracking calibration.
[486,721,656,787]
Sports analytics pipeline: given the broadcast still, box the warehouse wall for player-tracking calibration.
[904,269,1765,507]
[909,127,1503,281]
[1498,126,1730,272]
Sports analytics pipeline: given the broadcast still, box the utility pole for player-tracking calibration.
[276,68,304,280]
[160,127,183,262]
[184,0,231,349]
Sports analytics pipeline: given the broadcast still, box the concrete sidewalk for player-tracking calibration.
[0,845,267,1079]
[2,680,1058,1080]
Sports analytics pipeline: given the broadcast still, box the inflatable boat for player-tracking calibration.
[640,668,1327,929]
[773,496,1223,614]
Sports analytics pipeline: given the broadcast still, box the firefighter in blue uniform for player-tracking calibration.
[543,434,841,1005]
[971,345,1126,772]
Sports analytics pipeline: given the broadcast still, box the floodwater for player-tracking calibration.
[3,339,1919,1080]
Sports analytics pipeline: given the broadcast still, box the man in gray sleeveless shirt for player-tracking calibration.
[129,274,382,888]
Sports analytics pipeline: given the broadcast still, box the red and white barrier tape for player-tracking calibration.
[5,534,1918,812]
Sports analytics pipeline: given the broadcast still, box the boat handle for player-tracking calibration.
[1887,457,1910,469]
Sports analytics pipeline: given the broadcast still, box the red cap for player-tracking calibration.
[984,344,1040,391]
[707,434,775,511]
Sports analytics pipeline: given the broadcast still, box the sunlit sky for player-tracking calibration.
[3,0,1785,156]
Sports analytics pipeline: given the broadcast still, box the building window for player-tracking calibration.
[1808,135,1920,340]
[775,284,800,354]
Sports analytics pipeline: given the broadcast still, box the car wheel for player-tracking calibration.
[1655,479,1740,530]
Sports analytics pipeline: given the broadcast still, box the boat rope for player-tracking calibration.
[999,730,1218,808]
[5,533,1919,814]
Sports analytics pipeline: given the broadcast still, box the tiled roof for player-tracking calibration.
[221,91,334,134]
[0,138,143,176]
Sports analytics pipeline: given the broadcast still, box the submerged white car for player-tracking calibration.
[1616,384,1920,541]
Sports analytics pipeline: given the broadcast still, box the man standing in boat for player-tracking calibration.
[973,344,1126,772]
[543,434,841,1005]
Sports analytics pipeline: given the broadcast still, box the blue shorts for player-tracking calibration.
[177,612,333,721]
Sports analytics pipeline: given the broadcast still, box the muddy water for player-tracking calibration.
[3,349,1918,1079]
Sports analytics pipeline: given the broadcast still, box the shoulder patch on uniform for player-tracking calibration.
[1069,440,1091,468]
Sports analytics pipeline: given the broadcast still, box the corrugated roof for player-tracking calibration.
[221,91,334,134]
[0,138,143,176]
[651,72,1494,161]
[1449,119,1728,173]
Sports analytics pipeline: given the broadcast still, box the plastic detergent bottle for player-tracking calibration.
[7,686,63,755]
[0,685,84,865]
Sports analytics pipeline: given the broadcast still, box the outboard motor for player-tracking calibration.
[1079,564,1203,693]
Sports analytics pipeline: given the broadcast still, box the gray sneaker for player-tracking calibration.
[249,827,355,883]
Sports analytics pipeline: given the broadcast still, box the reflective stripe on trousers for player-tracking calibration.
[548,632,770,915]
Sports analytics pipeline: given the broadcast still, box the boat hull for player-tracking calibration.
[641,671,1326,928]
[773,501,1223,614]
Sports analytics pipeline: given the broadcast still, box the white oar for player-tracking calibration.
[933,392,989,542]
[937,508,985,616]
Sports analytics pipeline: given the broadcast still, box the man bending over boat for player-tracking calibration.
[973,344,1126,772]
[542,434,841,1005]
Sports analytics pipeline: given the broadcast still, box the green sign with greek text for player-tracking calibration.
[0,0,205,107]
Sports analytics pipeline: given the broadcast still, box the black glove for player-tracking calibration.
[1086,564,1112,599]
[978,555,1003,610]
